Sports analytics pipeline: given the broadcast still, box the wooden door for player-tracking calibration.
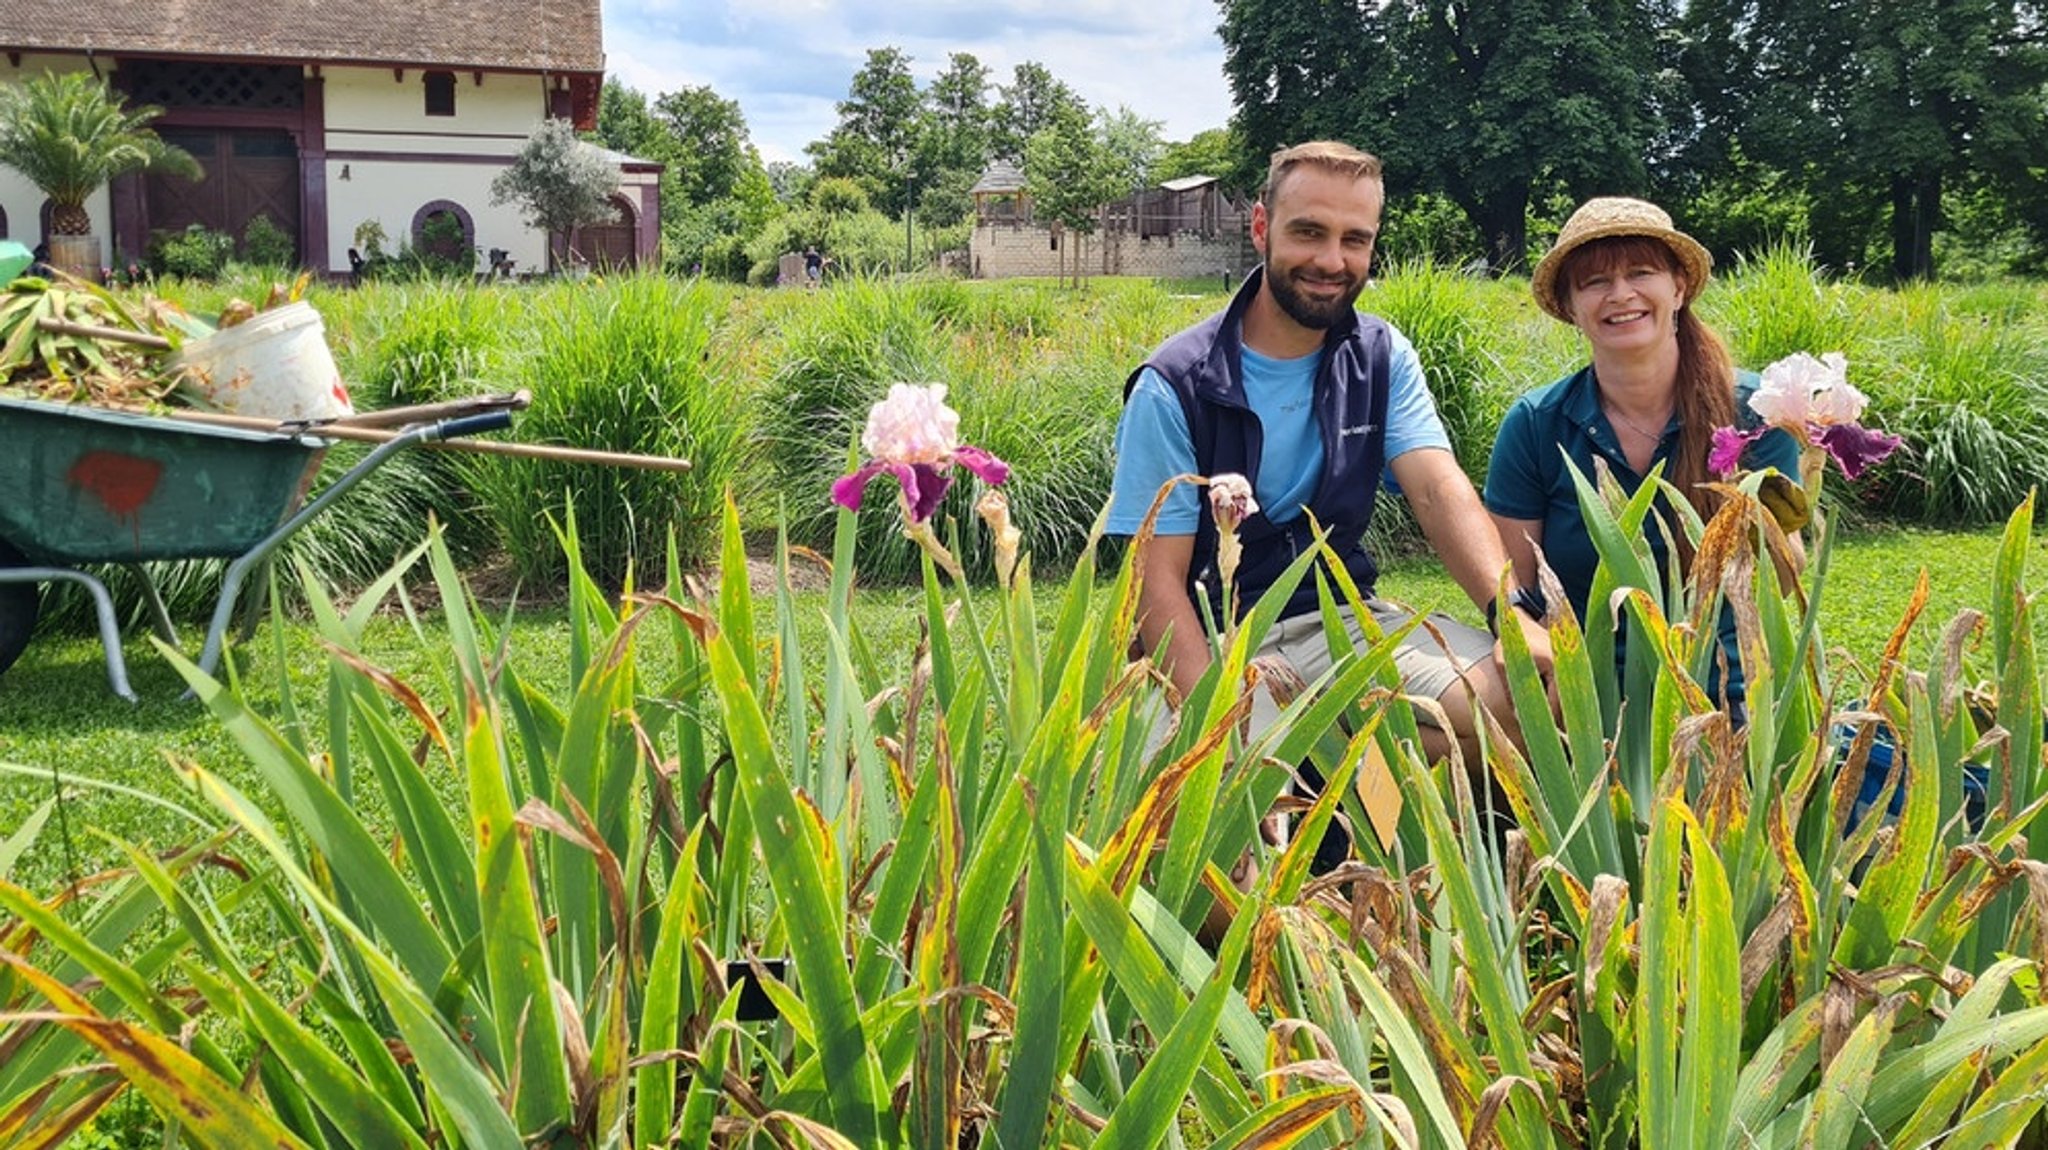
[579,197,637,270]
[144,128,300,255]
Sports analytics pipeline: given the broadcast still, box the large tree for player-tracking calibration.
[1024,104,1125,285]
[1096,106,1165,192]
[1688,0,2048,279]
[912,52,995,227]
[808,47,925,215]
[922,52,992,172]
[990,61,1088,162]
[1153,127,1249,188]
[595,78,777,274]
[652,84,759,207]
[1219,0,1662,270]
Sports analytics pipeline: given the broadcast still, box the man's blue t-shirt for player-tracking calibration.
[1106,324,1450,536]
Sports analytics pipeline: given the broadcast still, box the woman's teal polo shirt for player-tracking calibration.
[1483,365,1803,700]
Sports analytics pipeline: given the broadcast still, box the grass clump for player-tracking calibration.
[1860,286,2048,523]
[1708,239,1866,367]
[760,277,954,580]
[469,274,741,584]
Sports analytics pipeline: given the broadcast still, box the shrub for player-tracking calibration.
[147,223,233,279]
[239,212,296,268]
[809,174,870,215]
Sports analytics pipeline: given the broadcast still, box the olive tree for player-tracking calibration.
[490,118,620,269]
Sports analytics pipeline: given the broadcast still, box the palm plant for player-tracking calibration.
[0,71,199,236]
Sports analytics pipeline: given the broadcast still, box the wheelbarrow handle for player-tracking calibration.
[430,410,515,440]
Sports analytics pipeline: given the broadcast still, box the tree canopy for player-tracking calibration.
[1219,0,2048,278]
[491,118,621,265]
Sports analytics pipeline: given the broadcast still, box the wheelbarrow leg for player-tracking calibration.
[123,562,181,646]
[192,425,460,683]
[194,421,467,684]
[0,566,138,703]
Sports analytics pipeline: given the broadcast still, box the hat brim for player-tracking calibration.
[1531,222,1712,322]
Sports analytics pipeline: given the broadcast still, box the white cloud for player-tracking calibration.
[600,0,1234,164]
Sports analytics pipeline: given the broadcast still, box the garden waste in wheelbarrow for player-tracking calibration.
[0,393,515,700]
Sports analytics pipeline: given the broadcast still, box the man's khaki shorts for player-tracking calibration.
[1247,600,1495,734]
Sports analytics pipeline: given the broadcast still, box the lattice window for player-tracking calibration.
[124,62,304,110]
[424,72,456,117]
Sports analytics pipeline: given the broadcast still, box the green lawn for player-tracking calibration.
[0,522,2028,889]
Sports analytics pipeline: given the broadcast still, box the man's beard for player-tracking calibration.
[1266,263,1363,329]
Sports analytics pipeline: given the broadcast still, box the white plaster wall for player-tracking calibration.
[0,56,112,245]
[327,159,540,274]
[321,66,558,273]
[322,67,551,142]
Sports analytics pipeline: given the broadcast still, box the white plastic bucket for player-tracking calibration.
[171,301,354,421]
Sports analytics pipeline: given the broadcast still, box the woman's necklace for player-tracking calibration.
[1603,402,1672,443]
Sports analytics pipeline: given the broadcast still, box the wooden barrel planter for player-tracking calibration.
[46,234,102,283]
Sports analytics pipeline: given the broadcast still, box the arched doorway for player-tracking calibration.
[579,195,638,271]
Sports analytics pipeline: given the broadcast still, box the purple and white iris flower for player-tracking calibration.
[1710,352,1903,480]
[831,384,1010,522]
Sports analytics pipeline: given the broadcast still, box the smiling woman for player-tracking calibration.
[1484,196,1805,708]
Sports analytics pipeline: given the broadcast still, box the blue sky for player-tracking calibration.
[599,0,1236,164]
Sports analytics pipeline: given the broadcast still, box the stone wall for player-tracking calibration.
[970,223,1254,281]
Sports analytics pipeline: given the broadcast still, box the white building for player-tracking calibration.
[0,0,659,275]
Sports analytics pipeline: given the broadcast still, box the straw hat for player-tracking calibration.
[1530,197,1713,322]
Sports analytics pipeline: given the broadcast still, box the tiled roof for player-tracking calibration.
[970,159,1027,195]
[0,0,604,73]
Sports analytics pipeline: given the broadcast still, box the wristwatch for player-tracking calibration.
[1485,586,1549,635]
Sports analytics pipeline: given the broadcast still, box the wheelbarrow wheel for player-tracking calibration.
[0,540,37,677]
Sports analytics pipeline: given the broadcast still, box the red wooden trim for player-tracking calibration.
[332,128,530,141]
[301,72,329,272]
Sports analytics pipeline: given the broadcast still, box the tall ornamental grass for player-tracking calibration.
[1860,284,2048,523]
[759,277,951,578]
[35,260,2041,622]
[7,408,2048,1145]
[468,274,744,584]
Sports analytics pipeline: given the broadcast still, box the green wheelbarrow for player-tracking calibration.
[0,394,516,701]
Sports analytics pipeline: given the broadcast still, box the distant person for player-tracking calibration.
[1484,197,1805,709]
[347,247,366,284]
[803,246,823,288]
[30,241,51,278]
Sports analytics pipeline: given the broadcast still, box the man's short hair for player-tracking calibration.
[1262,141,1384,209]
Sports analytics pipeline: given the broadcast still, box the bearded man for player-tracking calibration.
[1106,140,1551,767]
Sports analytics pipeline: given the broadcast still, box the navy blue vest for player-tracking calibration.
[1126,269,1392,623]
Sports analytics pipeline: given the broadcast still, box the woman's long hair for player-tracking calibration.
[1560,236,1736,522]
